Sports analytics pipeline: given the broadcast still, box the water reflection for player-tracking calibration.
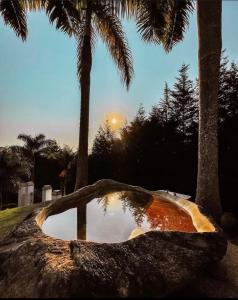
[77,203,87,240]
[42,191,196,243]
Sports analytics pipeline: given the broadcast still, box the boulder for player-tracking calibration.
[0,179,227,298]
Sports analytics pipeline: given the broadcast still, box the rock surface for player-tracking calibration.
[0,180,227,298]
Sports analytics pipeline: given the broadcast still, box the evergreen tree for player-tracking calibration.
[92,120,116,158]
[218,54,230,124]
[91,121,119,181]
[159,82,172,123]
[170,64,197,139]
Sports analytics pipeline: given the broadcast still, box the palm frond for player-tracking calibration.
[93,1,134,89]
[45,0,81,36]
[163,0,194,52]
[76,8,95,80]
[135,0,168,44]
[103,0,139,19]
[0,0,27,40]
[17,133,33,145]
[21,0,47,11]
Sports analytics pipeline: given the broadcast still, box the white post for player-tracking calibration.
[42,185,52,202]
[18,181,34,207]
[18,183,26,207]
[52,190,62,201]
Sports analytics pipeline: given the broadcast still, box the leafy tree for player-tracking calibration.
[0,147,30,209]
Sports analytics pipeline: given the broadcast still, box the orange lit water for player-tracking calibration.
[146,196,197,232]
[42,192,197,243]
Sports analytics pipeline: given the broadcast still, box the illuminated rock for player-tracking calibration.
[0,179,227,298]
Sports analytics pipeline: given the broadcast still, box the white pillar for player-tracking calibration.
[42,185,52,202]
[52,190,62,201]
[18,183,26,207]
[18,181,34,207]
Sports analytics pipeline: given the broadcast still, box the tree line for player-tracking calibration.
[89,56,238,216]
[1,55,237,216]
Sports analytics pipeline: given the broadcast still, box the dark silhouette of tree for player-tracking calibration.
[170,64,197,139]
[90,120,120,181]
[159,82,172,123]
[0,147,30,209]
[218,56,238,214]
[56,146,76,195]
[12,134,56,182]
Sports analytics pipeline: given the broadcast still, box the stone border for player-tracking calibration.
[36,179,216,235]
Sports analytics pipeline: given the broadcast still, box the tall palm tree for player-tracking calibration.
[0,0,27,40]
[195,0,222,220]
[13,133,54,182]
[74,1,133,190]
[57,145,76,195]
[24,1,133,190]
[114,0,222,220]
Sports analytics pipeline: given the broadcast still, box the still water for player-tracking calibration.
[42,191,196,243]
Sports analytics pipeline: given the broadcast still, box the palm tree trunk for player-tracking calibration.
[31,156,35,183]
[75,8,92,191]
[196,0,222,221]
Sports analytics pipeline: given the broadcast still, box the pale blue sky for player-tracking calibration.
[0,1,238,149]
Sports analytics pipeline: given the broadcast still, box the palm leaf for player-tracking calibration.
[163,0,194,52]
[76,7,95,80]
[0,0,27,40]
[17,133,34,145]
[45,0,81,36]
[93,1,134,89]
[104,0,139,19]
[21,0,47,11]
[136,0,169,44]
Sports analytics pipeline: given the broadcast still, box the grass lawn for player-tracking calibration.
[0,202,47,240]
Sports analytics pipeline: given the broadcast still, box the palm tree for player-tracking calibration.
[0,147,30,209]
[114,0,223,220]
[24,1,133,190]
[195,0,222,220]
[57,145,76,195]
[0,0,27,40]
[13,133,54,182]
[74,1,133,190]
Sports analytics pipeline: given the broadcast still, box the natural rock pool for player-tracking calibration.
[0,180,227,298]
[42,191,196,243]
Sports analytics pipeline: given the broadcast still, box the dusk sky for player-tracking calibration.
[0,1,238,150]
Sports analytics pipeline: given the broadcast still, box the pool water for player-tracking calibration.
[42,191,196,243]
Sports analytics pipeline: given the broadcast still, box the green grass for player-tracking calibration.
[0,202,47,240]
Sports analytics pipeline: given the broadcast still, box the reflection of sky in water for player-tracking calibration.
[42,192,195,243]
[42,208,78,241]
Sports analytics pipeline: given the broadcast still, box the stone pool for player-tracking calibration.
[42,191,196,243]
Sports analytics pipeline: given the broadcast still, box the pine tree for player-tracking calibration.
[92,120,115,158]
[218,54,230,124]
[160,82,172,123]
[170,64,197,139]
